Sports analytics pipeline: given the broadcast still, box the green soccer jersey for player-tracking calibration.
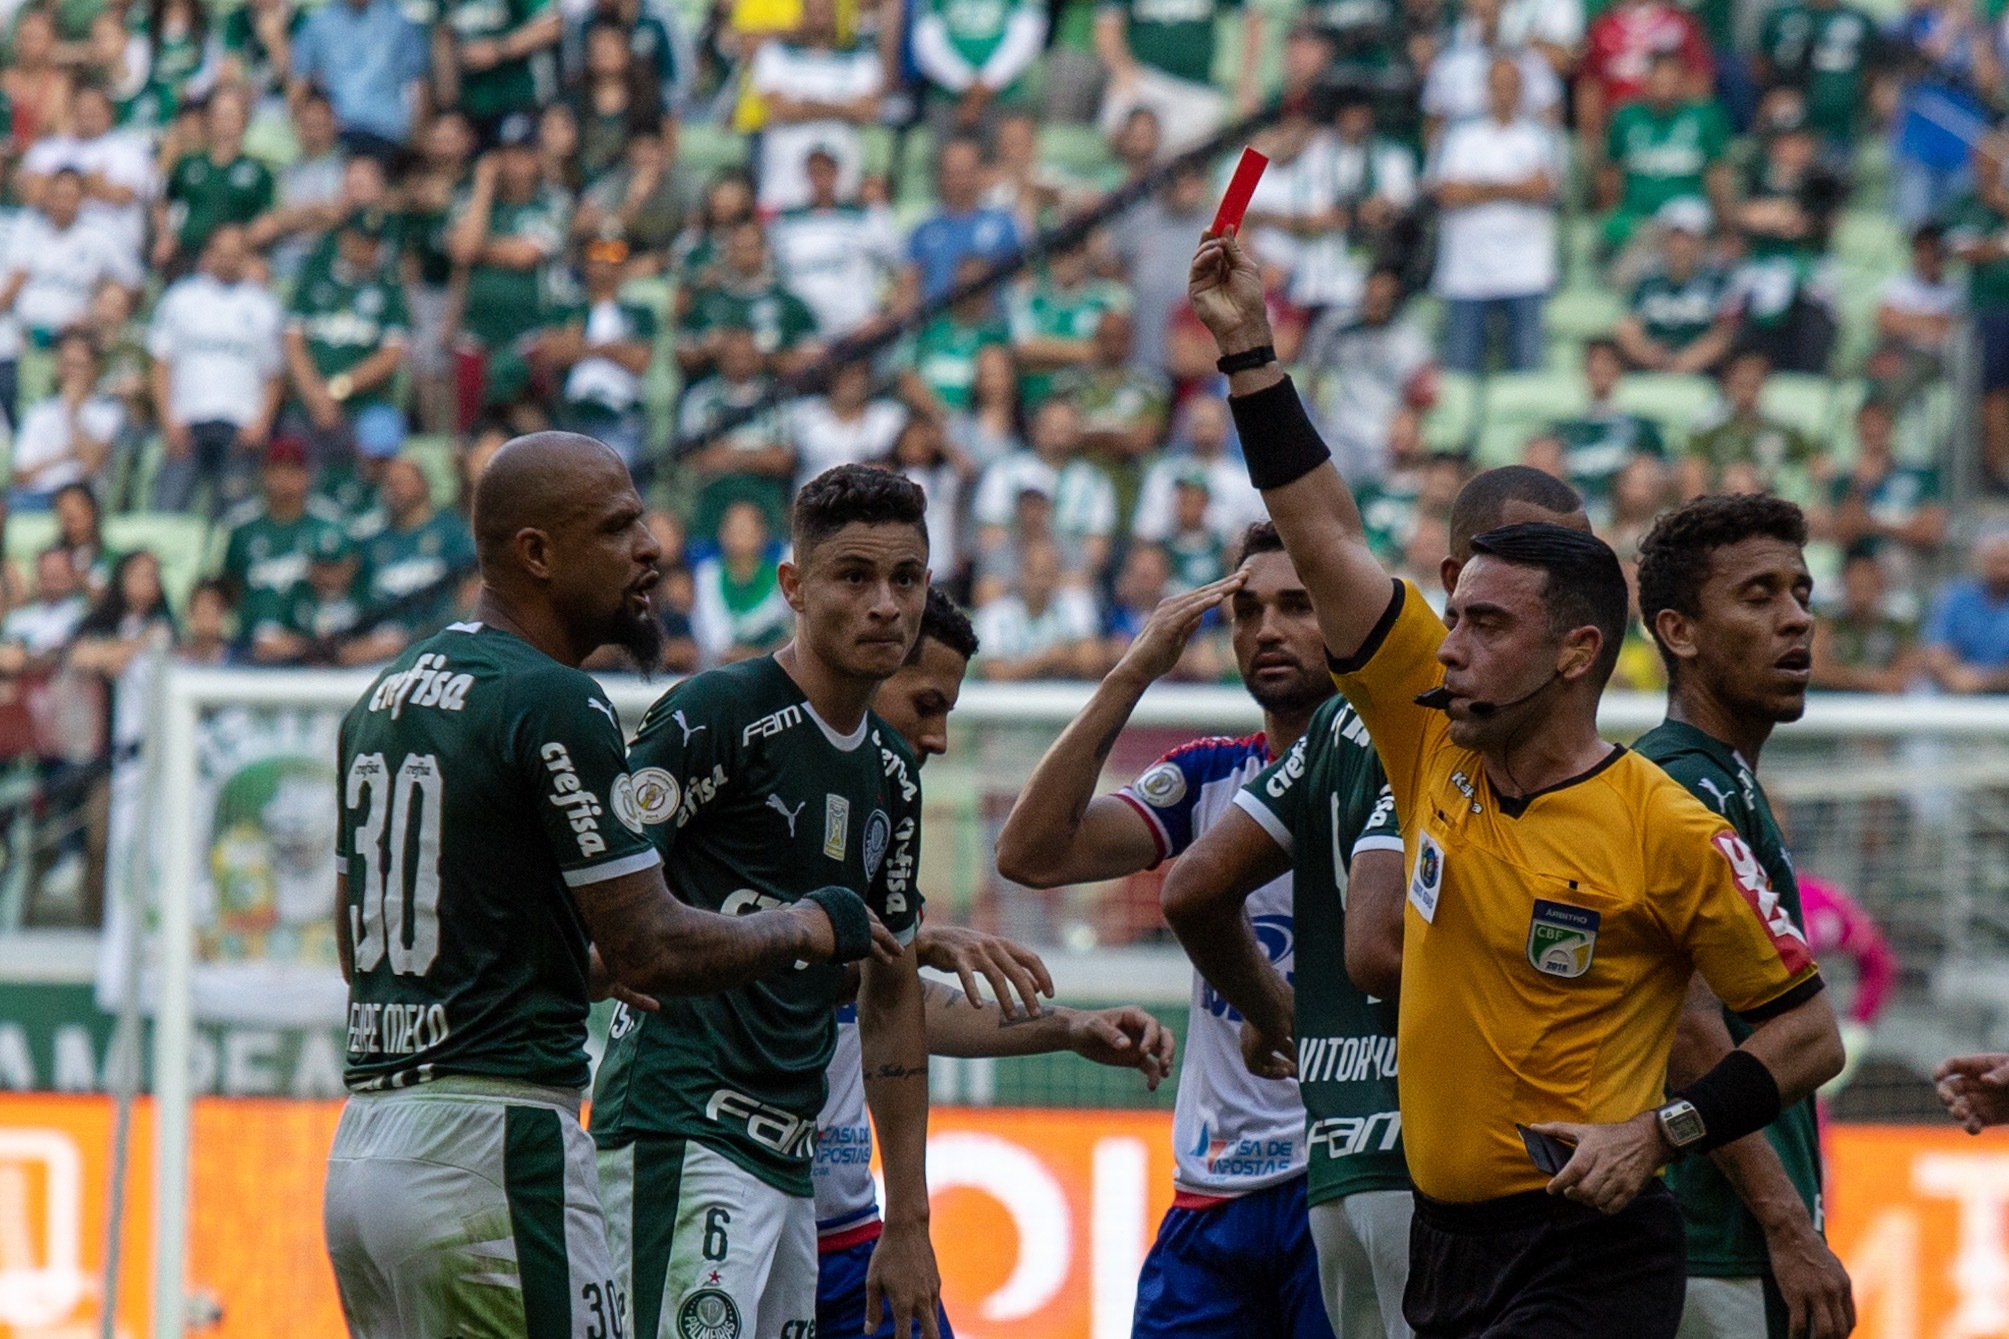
[457,187,570,349]
[1635,719,1824,1277]
[221,499,351,610]
[357,510,477,632]
[912,312,1008,412]
[166,152,276,255]
[1946,196,2009,313]
[1688,415,1814,496]
[1105,0,1236,83]
[1008,275,1124,403]
[1552,410,1665,508]
[440,0,556,117]
[925,0,1034,73]
[1630,267,1729,350]
[1236,696,1408,1207]
[683,279,820,358]
[288,254,412,407]
[1607,100,1726,221]
[1760,3,1875,140]
[590,656,924,1194]
[338,622,662,1091]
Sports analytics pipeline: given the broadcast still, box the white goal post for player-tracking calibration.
[134,663,2009,1335]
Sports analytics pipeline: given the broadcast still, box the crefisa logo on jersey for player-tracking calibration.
[677,1287,741,1339]
[863,809,891,880]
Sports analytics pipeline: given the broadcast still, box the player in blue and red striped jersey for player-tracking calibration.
[996,522,1341,1339]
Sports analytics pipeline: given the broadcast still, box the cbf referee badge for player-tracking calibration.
[1527,899,1600,978]
[1408,831,1445,923]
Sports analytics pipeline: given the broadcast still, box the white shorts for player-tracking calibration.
[1309,1190,1415,1339]
[598,1136,818,1339]
[1677,1276,1770,1339]
[324,1078,620,1339]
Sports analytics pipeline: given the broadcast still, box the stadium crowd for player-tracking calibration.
[1,0,2009,756]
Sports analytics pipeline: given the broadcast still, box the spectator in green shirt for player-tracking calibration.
[1818,398,1948,602]
[678,324,796,538]
[1050,308,1169,465]
[437,0,562,138]
[344,455,477,663]
[1682,348,1822,500]
[1614,197,1737,372]
[1093,0,1261,150]
[1811,544,1920,692]
[444,114,572,420]
[902,257,1010,416]
[153,86,274,272]
[219,436,351,644]
[1599,51,1731,252]
[1008,236,1125,404]
[1755,0,1878,149]
[540,234,658,466]
[911,0,1047,136]
[675,218,821,379]
[1549,338,1667,520]
[282,210,411,461]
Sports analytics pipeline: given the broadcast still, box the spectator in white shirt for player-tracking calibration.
[0,547,89,674]
[1302,266,1438,480]
[769,149,903,338]
[972,398,1117,586]
[975,537,1103,680]
[17,84,156,271]
[1868,223,1965,412]
[8,333,123,510]
[1132,395,1266,543]
[1428,58,1561,373]
[147,225,285,516]
[1421,0,1561,137]
[0,170,141,356]
[748,0,881,212]
[789,359,907,493]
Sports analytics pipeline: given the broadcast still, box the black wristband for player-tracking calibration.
[1675,1048,1782,1156]
[1216,344,1276,374]
[1228,375,1332,491]
[803,886,874,963]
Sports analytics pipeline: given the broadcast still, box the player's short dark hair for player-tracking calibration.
[909,585,978,664]
[1449,467,1583,561]
[1234,520,1285,565]
[791,464,929,559]
[1467,522,1629,686]
[1636,493,1807,674]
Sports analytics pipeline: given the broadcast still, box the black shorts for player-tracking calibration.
[1404,1182,1686,1339]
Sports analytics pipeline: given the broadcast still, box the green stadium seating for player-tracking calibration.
[1834,211,1906,270]
[1759,372,1835,440]
[1611,372,1715,442]
[6,512,211,611]
[1473,371,1588,466]
[1421,369,1481,452]
[402,435,459,511]
[1545,287,1625,343]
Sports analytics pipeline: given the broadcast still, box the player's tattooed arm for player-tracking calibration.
[860,937,944,1339]
[995,575,1244,888]
[920,980,1176,1087]
[575,867,900,996]
[1161,804,1296,1077]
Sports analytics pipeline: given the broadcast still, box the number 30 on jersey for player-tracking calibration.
[345,752,446,976]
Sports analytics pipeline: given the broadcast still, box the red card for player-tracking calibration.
[1210,147,1270,237]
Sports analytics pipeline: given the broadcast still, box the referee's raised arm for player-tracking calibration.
[1186,232,1393,663]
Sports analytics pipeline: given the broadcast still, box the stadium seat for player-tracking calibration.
[1760,373,1835,440]
[1474,370,1587,466]
[1545,287,1624,343]
[103,512,211,609]
[1611,372,1715,441]
[677,122,751,182]
[1421,369,1481,453]
[1036,123,1116,181]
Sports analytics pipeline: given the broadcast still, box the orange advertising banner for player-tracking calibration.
[2,1100,2003,1339]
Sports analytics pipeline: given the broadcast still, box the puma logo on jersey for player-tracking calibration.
[672,709,707,744]
[1697,777,1732,812]
[588,698,618,730]
[767,793,807,835]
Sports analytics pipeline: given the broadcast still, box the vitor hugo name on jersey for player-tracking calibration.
[1115,732,1310,1198]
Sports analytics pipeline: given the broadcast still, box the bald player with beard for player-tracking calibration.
[325,433,898,1339]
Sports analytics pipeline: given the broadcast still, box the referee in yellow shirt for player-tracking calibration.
[1185,234,1846,1337]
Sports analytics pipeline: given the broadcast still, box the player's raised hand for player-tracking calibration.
[586,946,660,1013]
[1530,1112,1668,1215]
[916,922,1054,1017]
[1069,1006,1177,1089]
[1115,573,1247,685]
[864,1219,943,1339]
[1186,229,1271,354]
[1935,1052,2009,1133]
[867,911,905,965]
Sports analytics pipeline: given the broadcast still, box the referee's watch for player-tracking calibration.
[1655,1098,1707,1155]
